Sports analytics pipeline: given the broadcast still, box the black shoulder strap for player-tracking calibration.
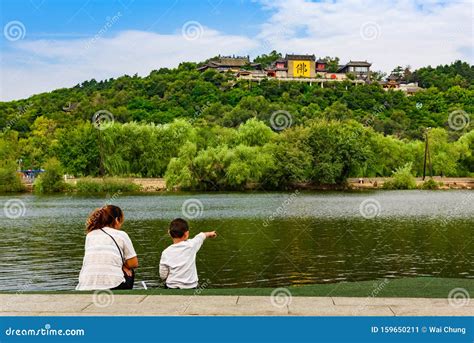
[100,228,125,263]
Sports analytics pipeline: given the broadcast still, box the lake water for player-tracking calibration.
[0,191,473,291]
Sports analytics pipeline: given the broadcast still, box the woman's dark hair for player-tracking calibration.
[86,205,124,233]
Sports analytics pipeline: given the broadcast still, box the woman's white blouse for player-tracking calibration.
[76,227,137,290]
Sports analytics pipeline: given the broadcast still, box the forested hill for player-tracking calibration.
[0,58,473,190]
[1,59,473,138]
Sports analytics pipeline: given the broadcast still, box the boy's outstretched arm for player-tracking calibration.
[189,231,217,251]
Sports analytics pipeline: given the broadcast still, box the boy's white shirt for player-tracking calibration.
[159,232,206,289]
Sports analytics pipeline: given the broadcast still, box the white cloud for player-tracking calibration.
[0,0,472,101]
[0,28,258,101]
[255,0,472,71]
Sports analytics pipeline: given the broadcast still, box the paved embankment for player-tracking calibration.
[0,295,472,316]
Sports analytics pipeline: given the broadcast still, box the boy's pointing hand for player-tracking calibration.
[205,231,217,238]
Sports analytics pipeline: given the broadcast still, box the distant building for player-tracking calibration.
[267,54,326,78]
[399,82,422,95]
[379,74,422,95]
[197,54,405,88]
[270,58,288,78]
[315,59,327,72]
[237,69,267,80]
[337,61,371,80]
[264,56,371,82]
[197,55,261,73]
[380,74,401,89]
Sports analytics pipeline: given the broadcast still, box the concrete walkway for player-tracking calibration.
[0,295,472,316]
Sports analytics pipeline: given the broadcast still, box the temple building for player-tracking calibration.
[285,54,316,78]
[196,54,383,86]
[197,55,261,73]
[379,74,422,95]
[269,58,288,78]
[265,56,372,81]
[337,61,372,80]
[315,59,327,73]
[380,74,401,89]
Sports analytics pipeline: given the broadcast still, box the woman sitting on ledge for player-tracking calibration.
[76,205,139,291]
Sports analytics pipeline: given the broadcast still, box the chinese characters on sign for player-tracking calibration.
[293,61,310,77]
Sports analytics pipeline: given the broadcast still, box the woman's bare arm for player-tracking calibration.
[124,256,138,269]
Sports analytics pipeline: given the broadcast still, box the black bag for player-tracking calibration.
[100,228,135,290]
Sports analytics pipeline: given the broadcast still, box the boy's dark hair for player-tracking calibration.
[169,218,189,238]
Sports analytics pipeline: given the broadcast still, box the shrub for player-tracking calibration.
[33,158,67,193]
[420,178,442,190]
[75,177,141,193]
[383,162,417,190]
[0,160,25,193]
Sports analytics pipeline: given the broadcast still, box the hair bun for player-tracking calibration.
[85,205,123,233]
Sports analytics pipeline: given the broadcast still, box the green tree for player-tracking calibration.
[307,120,372,184]
[383,162,417,189]
[253,50,282,68]
[428,128,463,176]
[0,160,25,193]
[262,126,312,189]
[323,56,340,73]
[56,122,100,176]
[34,158,67,193]
[236,118,275,146]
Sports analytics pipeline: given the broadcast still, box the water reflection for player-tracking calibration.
[0,191,473,290]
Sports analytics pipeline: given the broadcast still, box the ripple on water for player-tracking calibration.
[0,191,473,290]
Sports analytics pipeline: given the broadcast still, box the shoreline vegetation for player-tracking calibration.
[1,59,473,194]
[2,176,473,195]
[62,176,474,192]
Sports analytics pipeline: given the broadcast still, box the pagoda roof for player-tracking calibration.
[344,60,372,67]
[285,54,316,61]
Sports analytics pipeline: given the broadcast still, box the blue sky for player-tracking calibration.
[1,0,265,39]
[0,0,472,100]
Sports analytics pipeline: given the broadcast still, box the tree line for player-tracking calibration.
[0,56,472,191]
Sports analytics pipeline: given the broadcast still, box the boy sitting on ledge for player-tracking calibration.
[159,218,217,289]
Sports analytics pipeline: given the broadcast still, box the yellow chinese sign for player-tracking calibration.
[293,60,310,77]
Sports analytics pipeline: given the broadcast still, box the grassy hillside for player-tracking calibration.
[0,58,473,191]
